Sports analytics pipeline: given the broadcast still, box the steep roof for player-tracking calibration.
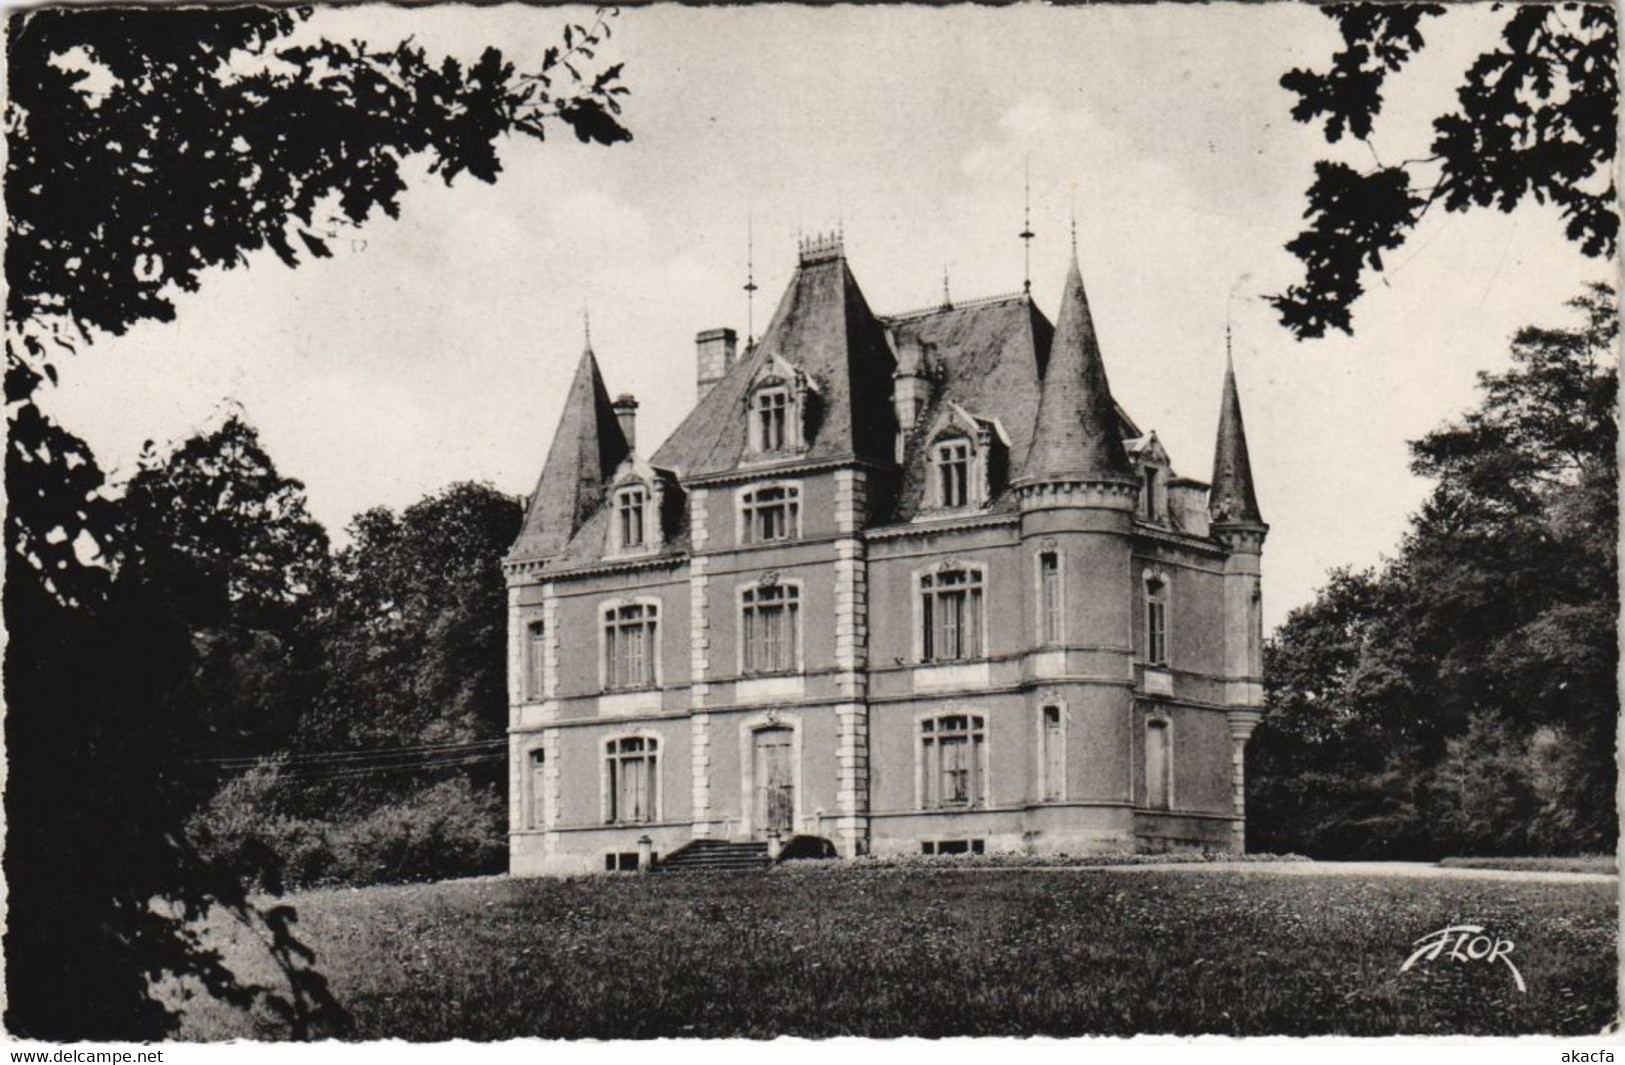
[884,294,1050,519]
[509,345,630,562]
[1019,253,1134,484]
[1208,354,1264,525]
[652,244,897,477]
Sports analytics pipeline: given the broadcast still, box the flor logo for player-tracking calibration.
[1401,924,1526,993]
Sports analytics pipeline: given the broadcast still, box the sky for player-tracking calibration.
[38,3,1611,631]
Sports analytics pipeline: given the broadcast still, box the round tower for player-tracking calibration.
[1012,251,1141,853]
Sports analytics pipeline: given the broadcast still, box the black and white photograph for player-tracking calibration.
[4,0,1620,1049]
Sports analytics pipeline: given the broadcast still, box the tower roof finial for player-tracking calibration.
[942,263,952,310]
[1020,156,1035,295]
[744,215,759,345]
[583,305,592,353]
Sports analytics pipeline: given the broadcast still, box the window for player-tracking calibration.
[1039,551,1062,646]
[606,736,658,824]
[921,567,984,662]
[921,839,985,855]
[920,715,987,809]
[1042,706,1063,802]
[1145,577,1168,666]
[741,484,800,543]
[742,583,801,674]
[528,749,547,829]
[1145,720,1171,810]
[754,387,791,452]
[617,486,647,549]
[1141,466,1160,521]
[525,620,547,700]
[934,438,971,508]
[605,602,658,689]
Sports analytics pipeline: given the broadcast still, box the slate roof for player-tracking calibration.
[509,345,630,562]
[1019,253,1135,485]
[651,249,898,478]
[515,246,1177,568]
[1208,354,1264,525]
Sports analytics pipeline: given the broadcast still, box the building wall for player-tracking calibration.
[509,469,1254,873]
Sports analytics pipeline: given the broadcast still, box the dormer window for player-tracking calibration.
[754,387,791,452]
[935,438,971,508]
[617,486,647,549]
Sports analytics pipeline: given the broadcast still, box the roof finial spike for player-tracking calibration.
[1019,156,1035,295]
[744,214,759,345]
[1225,321,1234,371]
[1069,183,1078,256]
[582,305,592,353]
[942,263,952,310]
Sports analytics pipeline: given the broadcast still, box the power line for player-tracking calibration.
[190,736,507,770]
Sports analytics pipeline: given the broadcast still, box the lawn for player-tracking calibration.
[166,864,1618,1039]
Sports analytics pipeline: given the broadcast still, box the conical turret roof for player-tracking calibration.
[510,344,630,561]
[1209,353,1264,525]
[1019,253,1133,483]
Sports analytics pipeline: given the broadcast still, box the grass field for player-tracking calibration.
[167,864,1618,1039]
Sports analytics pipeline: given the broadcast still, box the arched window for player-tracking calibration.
[605,735,658,824]
[1038,550,1062,646]
[740,483,801,543]
[604,601,659,690]
[527,748,547,829]
[920,714,987,809]
[921,566,985,662]
[1041,705,1064,802]
[742,582,801,675]
[1144,575,1169,667]
[616,485,647,549]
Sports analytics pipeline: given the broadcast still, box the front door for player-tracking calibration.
[752,726,794,838]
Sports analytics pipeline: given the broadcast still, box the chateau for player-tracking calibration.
[504,234,1267,875]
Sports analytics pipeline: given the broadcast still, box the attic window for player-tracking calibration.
[1140,466,1161,522]
[753,387,792,452]
[934,438,972,508]
[616,486,648,549]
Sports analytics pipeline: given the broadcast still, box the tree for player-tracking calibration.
[4,5,629,1038]
[121,412,331,759]
[305,481,521,752]
[1250,284,1617,857]
[1272,4,1616,339]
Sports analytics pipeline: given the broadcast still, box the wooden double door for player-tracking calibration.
[752,726,795,838]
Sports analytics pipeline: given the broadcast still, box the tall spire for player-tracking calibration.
[1019,246,1133,484]
[510,345,630,561]
[1209,344,1264,526]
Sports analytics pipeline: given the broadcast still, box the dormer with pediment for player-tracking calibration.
[604,453,684,559]
[1126,431,1173,526]
[919,402,1010,515]
[742,353,820,462]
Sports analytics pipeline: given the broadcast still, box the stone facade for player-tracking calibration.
[504,235,1267,875]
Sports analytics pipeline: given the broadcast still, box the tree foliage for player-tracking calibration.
[1273,3,1617,339]
[304,481,521,752]
[1250,285,1618,857]
[4,5,628,1039]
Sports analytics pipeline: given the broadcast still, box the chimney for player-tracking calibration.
[612,394,639,453]
[696,328,738,400]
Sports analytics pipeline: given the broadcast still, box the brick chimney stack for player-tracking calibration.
[612,394,639,453]
[696,328,738,401]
